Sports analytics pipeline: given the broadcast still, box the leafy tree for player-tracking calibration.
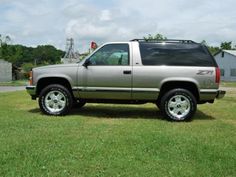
[208,46,220,55]
[0,43,65,66]
[143,33,167,40]
[0,34,2,46]
[0,34,11,46]
[5,35,11,44]
[33,45,64,65]
[201,40,207,46]
[201,40,220,55]
[220,41,232,50]
[22,62,34,73]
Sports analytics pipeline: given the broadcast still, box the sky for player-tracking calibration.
[0,0,235,52]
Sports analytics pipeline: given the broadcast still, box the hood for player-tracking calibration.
[33,63,79,71]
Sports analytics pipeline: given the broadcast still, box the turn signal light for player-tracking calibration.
[29,71,33,85]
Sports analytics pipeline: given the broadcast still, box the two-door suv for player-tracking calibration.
[26,39,225,121]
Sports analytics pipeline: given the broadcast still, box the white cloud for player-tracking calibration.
[0,0,236,52]
[100,10,111,21]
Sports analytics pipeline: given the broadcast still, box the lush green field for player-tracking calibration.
[0,91,235,177]
[221,81,236,87]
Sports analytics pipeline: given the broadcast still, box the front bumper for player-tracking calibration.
[26,86,36,99]
[216,90,226,99]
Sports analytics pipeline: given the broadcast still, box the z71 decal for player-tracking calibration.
[196,70,213,75]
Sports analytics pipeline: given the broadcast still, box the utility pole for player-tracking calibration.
[61,38,80,64]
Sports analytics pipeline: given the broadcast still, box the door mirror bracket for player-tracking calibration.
[83,59,91,68]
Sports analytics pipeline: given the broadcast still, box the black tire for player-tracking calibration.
[156,102,161,109]
[160,89,197,121]
[38,84,73,116]
[73,100,86,108]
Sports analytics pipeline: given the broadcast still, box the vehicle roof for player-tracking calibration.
[130,39,199,44]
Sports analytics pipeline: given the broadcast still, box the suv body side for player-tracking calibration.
[26,40,225,120]
[74,41,218,102]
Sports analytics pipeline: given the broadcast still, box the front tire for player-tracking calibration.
[160,89,197,121]
[39,84,73,116]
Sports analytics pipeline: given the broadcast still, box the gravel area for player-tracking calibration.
[220,87,236,92]
[0,86,25,92]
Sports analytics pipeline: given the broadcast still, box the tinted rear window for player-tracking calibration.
[139,42,216,66]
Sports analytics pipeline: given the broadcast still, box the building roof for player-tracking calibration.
[214,50,236,57]
[223,50,236,57]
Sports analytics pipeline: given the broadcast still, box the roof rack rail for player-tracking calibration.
[130,39,197,44]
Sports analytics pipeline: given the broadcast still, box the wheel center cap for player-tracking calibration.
[177,104,181,108]
[54,100,58,103]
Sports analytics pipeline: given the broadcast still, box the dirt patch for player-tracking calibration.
[220,87,236,97]
[220,87,236,92]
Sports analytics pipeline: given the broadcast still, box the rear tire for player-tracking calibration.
[39,84,73,116]
[160,89,197,121]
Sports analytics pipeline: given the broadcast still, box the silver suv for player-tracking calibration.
[26,39,225,121]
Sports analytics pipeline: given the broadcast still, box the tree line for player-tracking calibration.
[0,34,235,72]
[144,34,236,55]
[0,35,65,72]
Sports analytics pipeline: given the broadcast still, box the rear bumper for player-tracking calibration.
[199,89,226,101]
[26,86,36,99]
[216,90,226,99]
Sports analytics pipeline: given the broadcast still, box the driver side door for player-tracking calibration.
[78,43,132,100]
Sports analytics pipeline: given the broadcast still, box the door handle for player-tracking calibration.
[123,70,132,74]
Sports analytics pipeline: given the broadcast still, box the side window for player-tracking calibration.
[89,44,129,66]
[230,69,236,77]
[139,43,216,66]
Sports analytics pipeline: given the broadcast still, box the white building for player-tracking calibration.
[0,59,12,82]
[214,50,236,81]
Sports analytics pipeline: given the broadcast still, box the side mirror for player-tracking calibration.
[83,59,91,68]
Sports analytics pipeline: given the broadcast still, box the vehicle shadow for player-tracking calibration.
[28,104,215,121]
[70,104,163,120]
[194,110,215,120]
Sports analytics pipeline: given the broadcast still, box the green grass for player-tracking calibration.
[0,80,28,86]
[0,91,235,177]
[221,81,236,87]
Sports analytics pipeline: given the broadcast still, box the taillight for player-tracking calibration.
[29,71,33,85]
[215,67,220,84]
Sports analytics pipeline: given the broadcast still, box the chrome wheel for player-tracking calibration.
[44,90,66,113]
[167,95,191,120]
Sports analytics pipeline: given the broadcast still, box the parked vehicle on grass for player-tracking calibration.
[26,39,225,121]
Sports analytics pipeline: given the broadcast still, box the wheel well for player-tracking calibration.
[158,81,199,102]
[36,77,73,96]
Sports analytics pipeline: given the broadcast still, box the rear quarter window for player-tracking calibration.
[139,42,216,67]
